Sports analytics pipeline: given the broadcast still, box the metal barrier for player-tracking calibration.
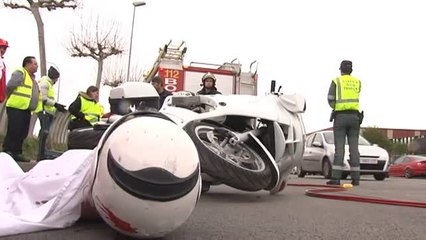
[48,111,70,146]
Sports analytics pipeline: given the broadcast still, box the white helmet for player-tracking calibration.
[91,112,201,239]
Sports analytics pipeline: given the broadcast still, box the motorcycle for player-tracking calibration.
[160,81,306,194]
[66,81,307,194]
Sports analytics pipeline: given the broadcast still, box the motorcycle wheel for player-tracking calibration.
[184,121,273,191]
[67,127,106,149]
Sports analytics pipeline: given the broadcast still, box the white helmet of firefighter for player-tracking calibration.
[201,72,216,84]
[91,112,201,239]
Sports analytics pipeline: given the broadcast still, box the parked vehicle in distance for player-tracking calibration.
[388,155,426,178]
[298,130,389,180]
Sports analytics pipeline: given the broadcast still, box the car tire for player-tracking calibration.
[322,158,332,179]
[404,168,413,178]
[374,173,387,181]
[297,166,306,178]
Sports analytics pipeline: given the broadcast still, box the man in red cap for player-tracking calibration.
[0,38,8,103]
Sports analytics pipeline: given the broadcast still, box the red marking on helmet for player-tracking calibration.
[96,198,138,234]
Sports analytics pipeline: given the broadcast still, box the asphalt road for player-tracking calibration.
[3,175,426,240]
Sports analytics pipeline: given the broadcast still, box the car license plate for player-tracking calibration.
[361,158,378,164]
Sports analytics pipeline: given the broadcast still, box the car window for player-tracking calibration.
[306,134,314,147]
[321,132,371,145]
[313,134,323,145]
[411,155,426,162]
[393,156,405,164]
[323,132,334,144]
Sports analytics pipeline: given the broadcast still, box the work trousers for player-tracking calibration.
[331,112,361,180]
[2,107,32,155]
[37,112,54,160]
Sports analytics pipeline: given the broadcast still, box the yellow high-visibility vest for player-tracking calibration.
[333,75,361,111]
[6,68,37,110]
[71,96,104,124]
[39,76,56,114]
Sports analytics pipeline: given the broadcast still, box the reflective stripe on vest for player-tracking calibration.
[333,76,360,111]
[6,68,33,110]
[39,77,56,113]
[71,96,103,124]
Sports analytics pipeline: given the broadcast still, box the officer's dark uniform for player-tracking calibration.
[327,60,362,186]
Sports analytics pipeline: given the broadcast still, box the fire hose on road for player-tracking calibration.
[287,183,426,208]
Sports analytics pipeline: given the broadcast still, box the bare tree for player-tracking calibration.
[102,56,145,87]
[67,16,125,88]
[3,0,77,76]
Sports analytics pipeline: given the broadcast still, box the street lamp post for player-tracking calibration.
[127,1,146,82]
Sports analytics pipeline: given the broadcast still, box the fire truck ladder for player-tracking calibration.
[145,40,187,81]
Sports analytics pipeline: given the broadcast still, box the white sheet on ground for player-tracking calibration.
[0,150,96,237]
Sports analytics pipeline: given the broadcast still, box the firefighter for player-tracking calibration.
[197,72,221,95]
[68,86,104,131]
[0,38,8,103]
[3,56,40,162]
[327,60,362,186]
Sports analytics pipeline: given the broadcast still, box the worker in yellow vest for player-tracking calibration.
[68,85,104,131]
[327,60,363,186]
[2,56,40,162]
[38,66,66,130]
[37,66,66,160]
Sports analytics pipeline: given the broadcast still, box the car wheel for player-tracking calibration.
[374,173,386,181]
[404,168,413,178]
[297,165,306,178]
[322,158,332,179]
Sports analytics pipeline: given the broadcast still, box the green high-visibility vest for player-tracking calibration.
[333,75,361,111]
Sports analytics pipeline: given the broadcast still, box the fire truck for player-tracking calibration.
[144,41,258,95]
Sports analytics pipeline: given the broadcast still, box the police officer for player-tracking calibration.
[197,72,221,95]
[3,56,40,162]
[327,60,362,186]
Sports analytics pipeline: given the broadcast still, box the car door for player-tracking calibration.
[301,134,315,170]
[389,156,405,176]
[303,133,325,172]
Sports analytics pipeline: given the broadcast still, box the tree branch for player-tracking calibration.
[38,0,77,10]
[3,1,31,11]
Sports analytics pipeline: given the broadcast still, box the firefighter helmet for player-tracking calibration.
[92,111,201,238]
[202,72,216,83]
[0,38,9,48]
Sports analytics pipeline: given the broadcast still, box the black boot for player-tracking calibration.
[326,179,341,185]
[351,180,360,186]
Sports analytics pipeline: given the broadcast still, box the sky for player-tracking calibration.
[1,0,426,133]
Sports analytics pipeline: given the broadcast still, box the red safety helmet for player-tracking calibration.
[0,38,9,48]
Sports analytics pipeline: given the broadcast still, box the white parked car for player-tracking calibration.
[298,130,389,180]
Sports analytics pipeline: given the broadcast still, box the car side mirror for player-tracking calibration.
[312,141,322,148]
